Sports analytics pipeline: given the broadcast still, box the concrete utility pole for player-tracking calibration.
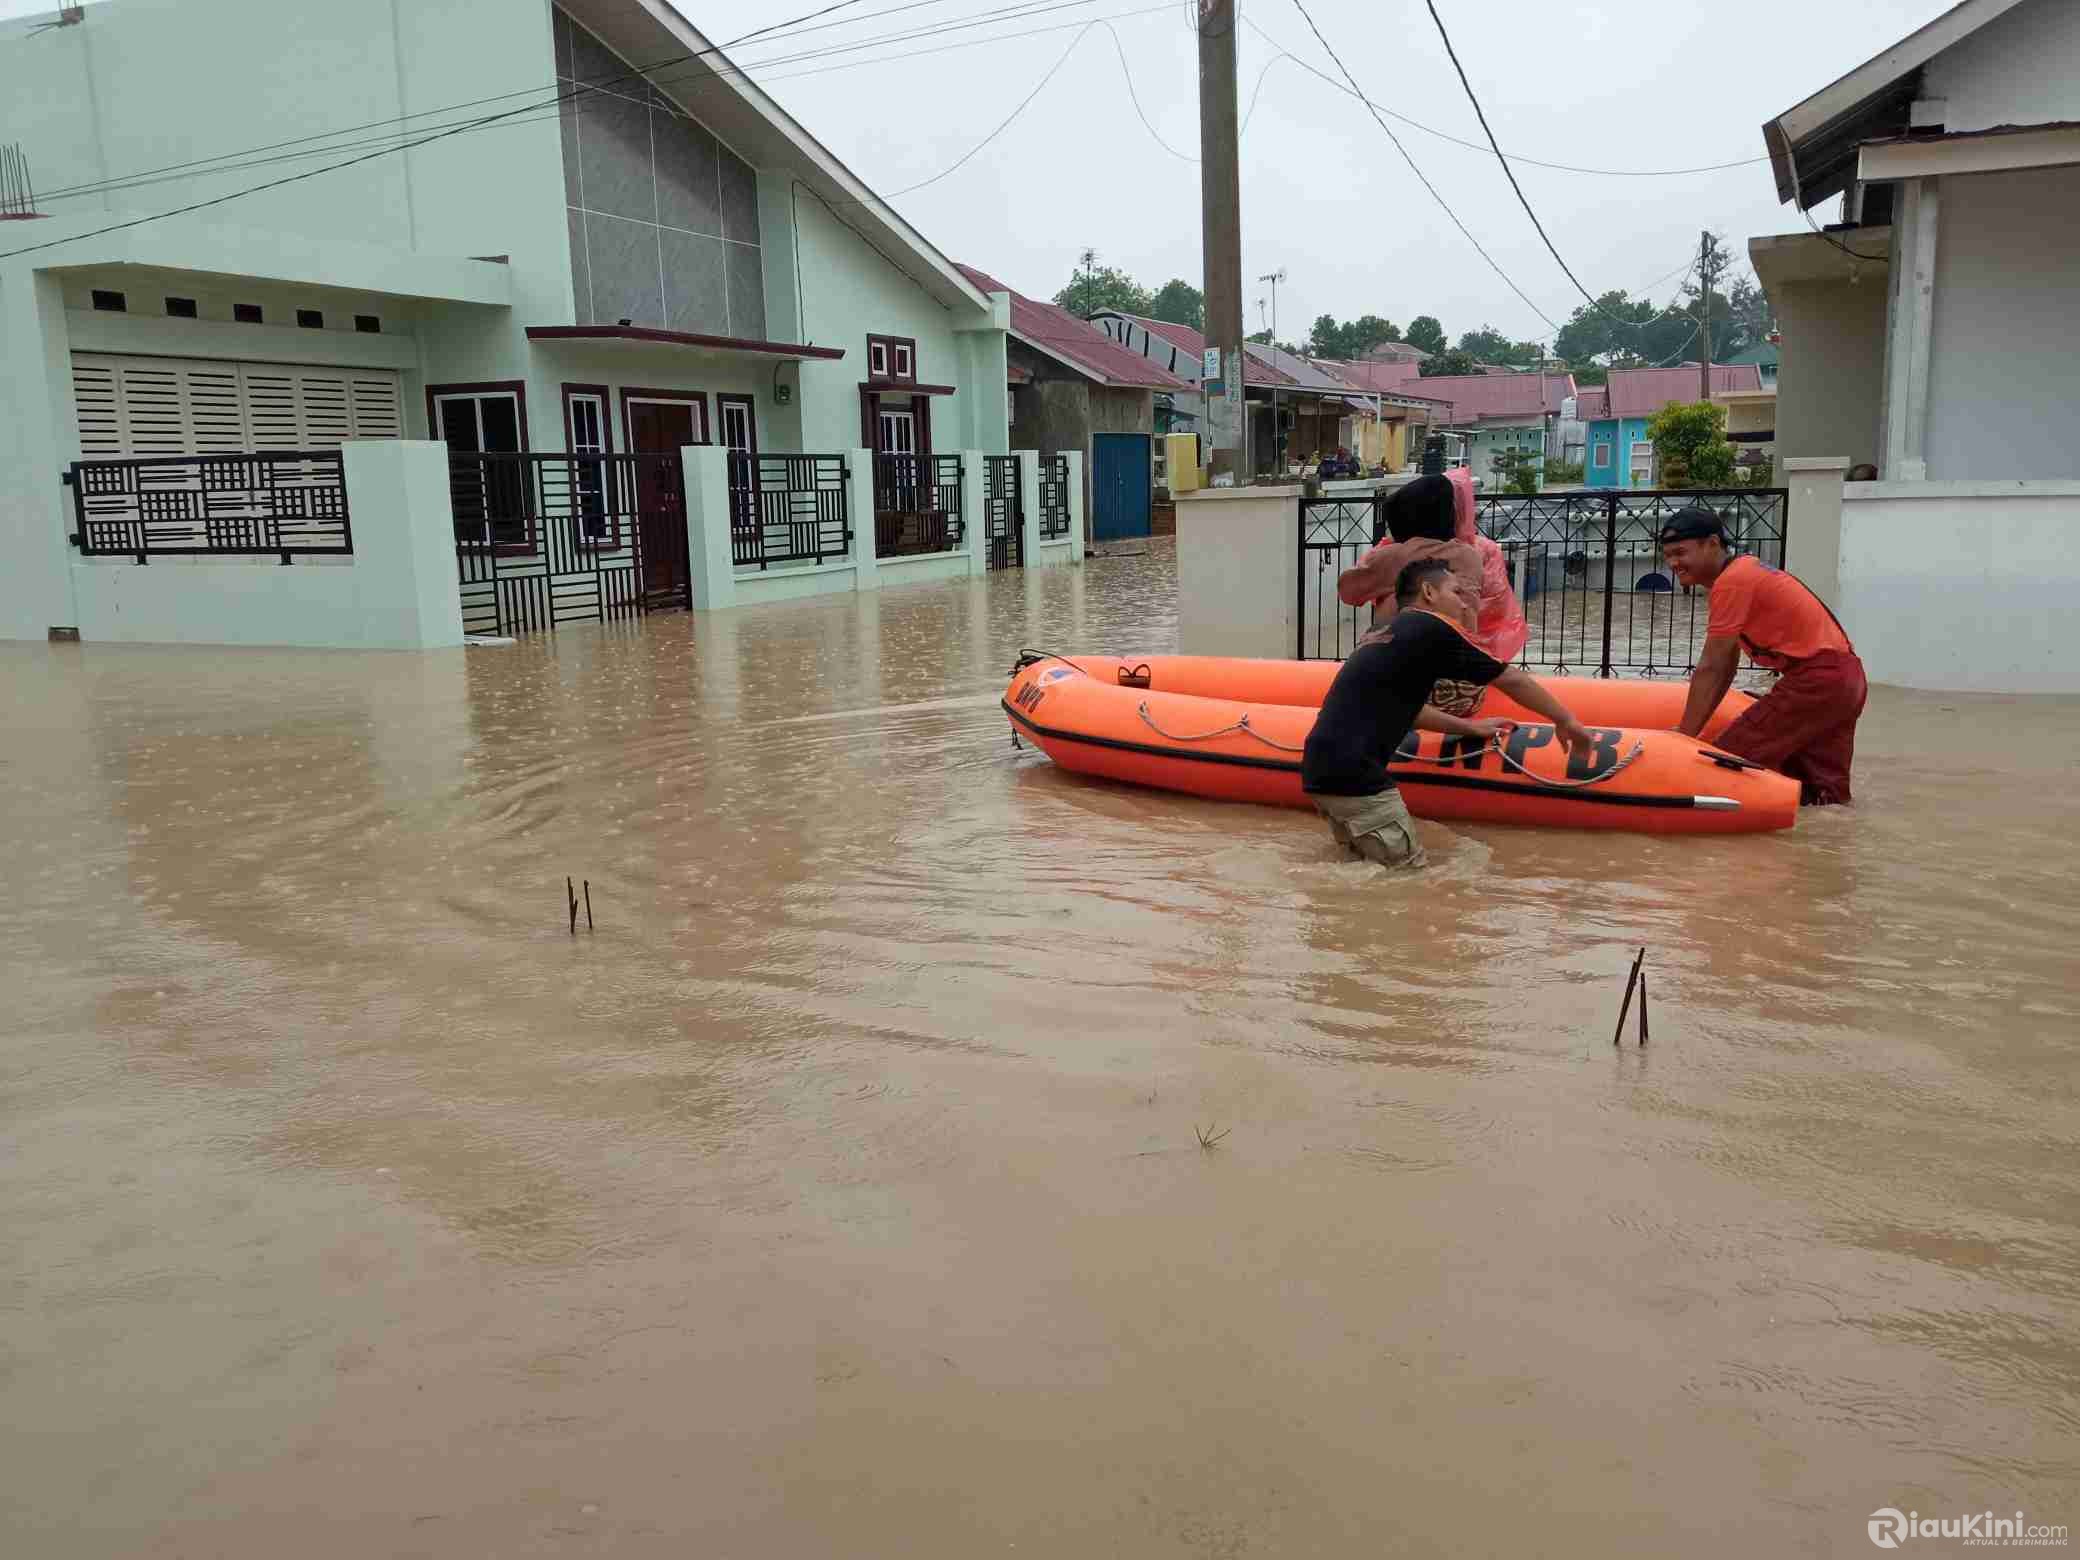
[1198,0,1245,483]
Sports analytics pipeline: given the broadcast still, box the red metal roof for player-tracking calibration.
[1329,358,1427,394]
[1410,370,1575,424]
[957,267,1191,390]
[1597,364,1764,419]
[1574,386,1611,420]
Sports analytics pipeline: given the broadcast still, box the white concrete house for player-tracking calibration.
[1754,0,2080,692]
[0,0,1031,649]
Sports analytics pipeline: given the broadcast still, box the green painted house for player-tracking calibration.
[0,0,1012,641]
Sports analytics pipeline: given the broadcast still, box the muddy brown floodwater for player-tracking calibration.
[4,541,2079,1557]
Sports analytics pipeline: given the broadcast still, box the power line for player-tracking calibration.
[1240,17,1766,178]
[1284,0,1559,333]
[885,20,1096,194]
[33,0,1119,209]
[1098,20,1194,162]
[727,0,880,47]
[1420,0,1598,312]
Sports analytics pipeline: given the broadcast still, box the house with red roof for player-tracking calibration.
[1084,309,1447,474]
[957,266,1191,542]
[1578,364,1763,489]
[1404,370,1577,487]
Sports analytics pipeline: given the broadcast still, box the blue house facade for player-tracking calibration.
[1579,365,1766,489]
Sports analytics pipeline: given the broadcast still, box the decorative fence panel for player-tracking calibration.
[1038,454,1071,539]
[68,450,352,563]
[451,452,679,636]
[1298,486,1790,675]
[874,453,964,559]
[984,455,1023,571]
[730,452,850,569]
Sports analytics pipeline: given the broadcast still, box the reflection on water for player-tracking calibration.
[4,540,2078,1556]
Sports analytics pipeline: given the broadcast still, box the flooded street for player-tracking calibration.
[5,542,2078,1557]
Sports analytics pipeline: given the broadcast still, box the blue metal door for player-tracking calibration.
[1091,432,1151,541]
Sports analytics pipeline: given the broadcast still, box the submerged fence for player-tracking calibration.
[450,451,681,636]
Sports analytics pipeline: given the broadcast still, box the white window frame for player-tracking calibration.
[869,342,889,377]
[892,342,913,379]
[432,389,524,453]
[877,406,918,456]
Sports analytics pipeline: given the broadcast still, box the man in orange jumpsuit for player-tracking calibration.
[1659,508,1868,805]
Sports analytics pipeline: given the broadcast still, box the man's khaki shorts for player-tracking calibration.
[1311,788,1428,868]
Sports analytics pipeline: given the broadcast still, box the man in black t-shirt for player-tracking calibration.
[1303,558,1595,867]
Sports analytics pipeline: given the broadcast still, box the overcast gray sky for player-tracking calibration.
[2,0,1949,344]
[685,0,1946,345]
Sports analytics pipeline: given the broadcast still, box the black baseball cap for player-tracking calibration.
[1657,507,1725,544]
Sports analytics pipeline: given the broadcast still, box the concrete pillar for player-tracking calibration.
[1175,482,1305,657]
[1016,449,1042,568]
[1060,450,1086,564]
[1882,176,1940,481]
[957,449,986,575]
[845,447,879,591]
[339,440,466,648]
[1782,455,1849,610]
[683,443,736,610]
[0,270,81,639]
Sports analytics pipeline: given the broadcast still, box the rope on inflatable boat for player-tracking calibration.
[1134,701,1646,788]
[1135,701,1307,753]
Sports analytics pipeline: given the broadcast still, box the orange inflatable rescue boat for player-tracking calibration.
[1004,653,1798,835]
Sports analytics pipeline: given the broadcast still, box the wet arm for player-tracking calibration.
[1491,666,1593,757]
[1414,705,1488,737]
[1337,551,1395,607]
[1680,636,1742,737]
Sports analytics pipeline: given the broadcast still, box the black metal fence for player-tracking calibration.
[1038,454,1071,539]
[984,454,1023,571]
[452,452,682,636]
[1298,485,1790,675]
[874,452,964,558]
[68,451,352,563]
[730,452,850,569]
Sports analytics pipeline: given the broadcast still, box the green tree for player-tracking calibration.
[1645,400,1737,489]
[1490,446,1541,495]
[1554,290,1657,368]
[1456,326,1539,366]
[1053,264,1151,319]
[1303,313,1400,360]
[1724,273,1773,356]
[1149,278,1204,330]
[1418,348,1480,377]
[1404,314,1446,355]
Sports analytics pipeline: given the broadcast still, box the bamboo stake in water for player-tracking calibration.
[583,879,593,932]
[1612,947,1645,1046]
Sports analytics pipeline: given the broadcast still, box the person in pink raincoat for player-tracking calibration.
[1335,468,1529,715]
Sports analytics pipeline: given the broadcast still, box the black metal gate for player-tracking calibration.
[984,454,1023,570]
[452,452,688,636]
[1298,486,1790,676]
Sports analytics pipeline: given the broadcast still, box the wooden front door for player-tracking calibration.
[626,399,697,601]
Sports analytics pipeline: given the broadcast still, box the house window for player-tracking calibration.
[354,315,381,334]
[164,296,198,318]
[1593,442,1610,468]
[878,405,918,456]
[431,382,529,544]
[234,303,263,324]
[91,290,127,312]
[867,333,917,385]
[296,309,324,330]
[563,386,612,544]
